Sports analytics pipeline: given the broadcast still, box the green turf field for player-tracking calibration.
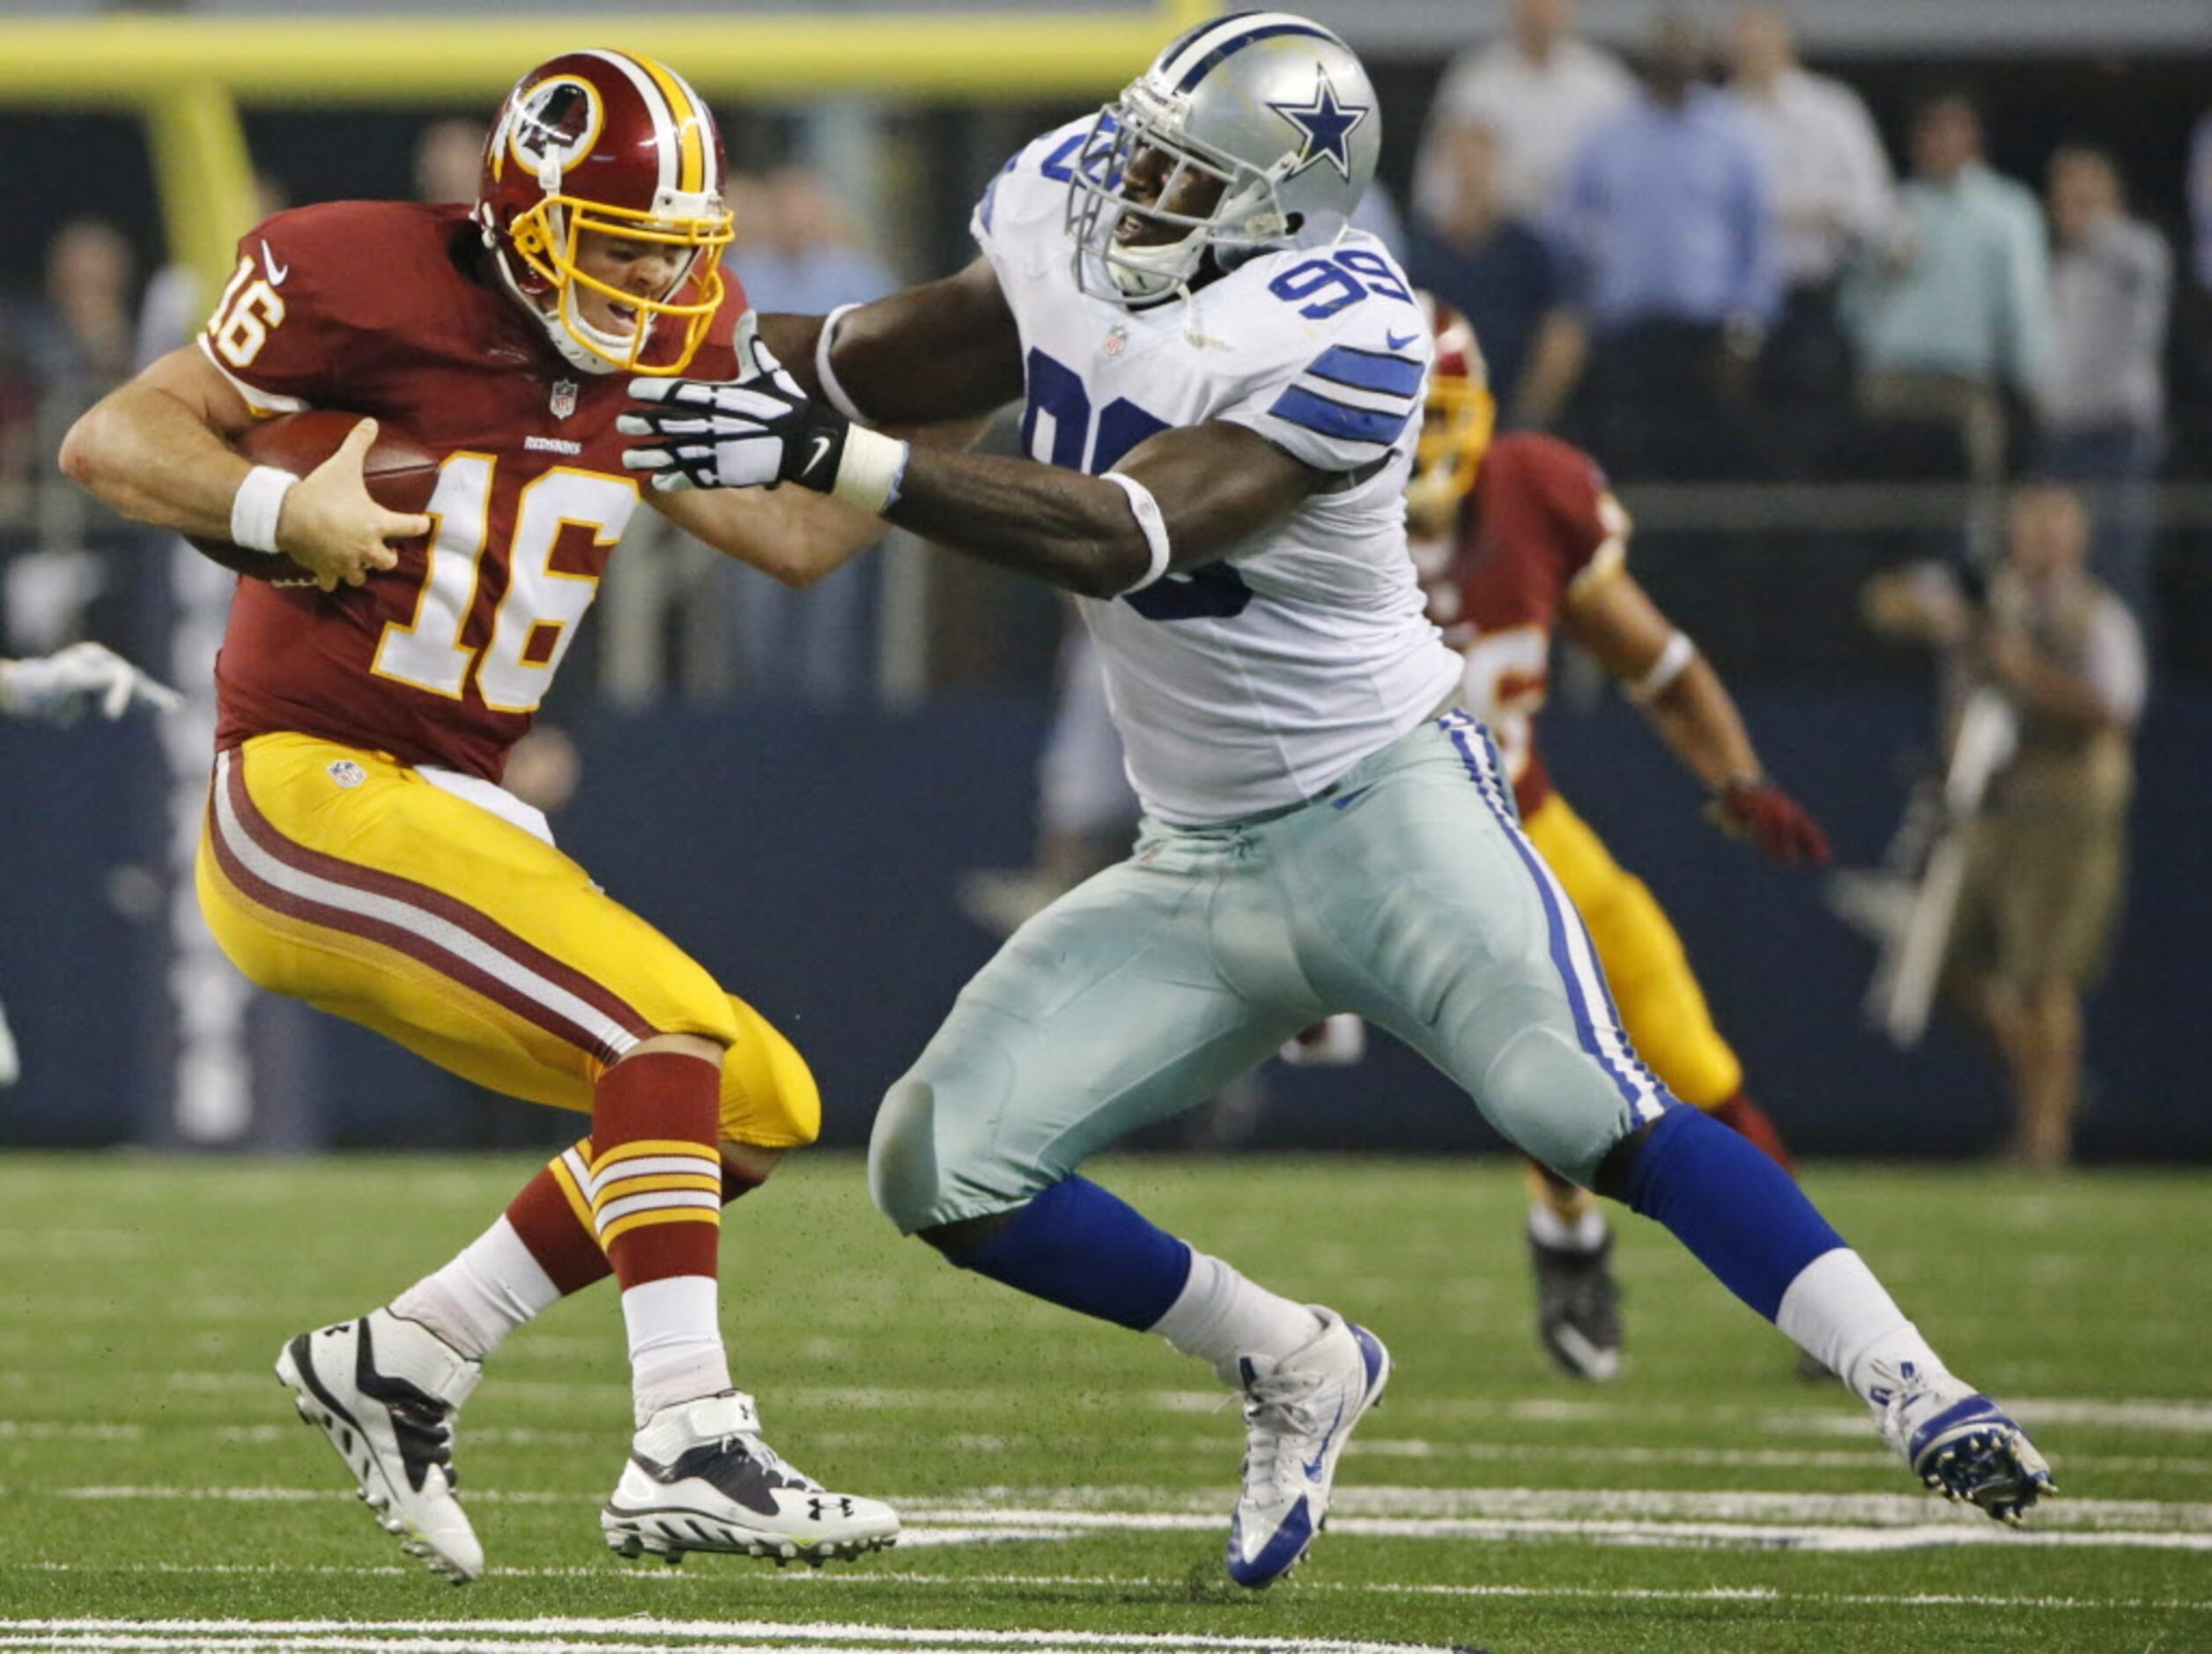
[0,1153,2204,1653]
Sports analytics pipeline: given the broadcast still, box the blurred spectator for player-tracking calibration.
[30,218,137,397]
[1862,486,2144,1170]
[1722,3,1892,470]
[726,166,896,702]
[1547,12,1778,477]
[1413,0,1632,230]
[730,165,895,316]
[1843,92,2052,491]
[412,115,485,206]
[2038,146,2170,624]
[1404,122,1578,425]
[18,218,137,563]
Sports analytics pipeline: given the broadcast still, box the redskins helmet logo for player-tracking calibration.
[499,75,603,186]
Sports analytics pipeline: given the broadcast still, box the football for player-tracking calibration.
[189,411,440,586]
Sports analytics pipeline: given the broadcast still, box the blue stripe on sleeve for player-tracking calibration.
[1306,345,1424,398]
[1268,384,1412,446]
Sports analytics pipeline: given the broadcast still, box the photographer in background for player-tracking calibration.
[1863,485,2145,1170]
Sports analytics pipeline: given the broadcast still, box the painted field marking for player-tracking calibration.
[0,1619,1456,1654]
[33,1481,2212,1550]
[6,1565,2208,1614]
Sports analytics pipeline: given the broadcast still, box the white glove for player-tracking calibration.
[619,334,908,511]
[0,642,183,725]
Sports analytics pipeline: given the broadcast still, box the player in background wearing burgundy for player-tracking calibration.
[59,50,898,1581]
[1406,298,1831,1380]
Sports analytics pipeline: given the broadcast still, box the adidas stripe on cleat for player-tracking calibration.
[274,1308,484,1583]
[602,1390,899,1569]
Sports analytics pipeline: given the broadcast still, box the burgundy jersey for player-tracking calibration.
[1415,432,1629,817]
[203,201,743,780]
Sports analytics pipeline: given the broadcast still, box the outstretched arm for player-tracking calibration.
[755,258,1027,427]
[1562,565,1829,864]
[882,419,1321,599]
[621,327,1326,600]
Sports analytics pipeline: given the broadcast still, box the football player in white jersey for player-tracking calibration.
[620,11,2053,1586]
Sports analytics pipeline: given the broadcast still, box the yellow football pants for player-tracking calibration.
[195,732,818,1148]
[1523,792,1742,1109]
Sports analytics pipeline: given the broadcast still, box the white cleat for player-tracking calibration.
[602,1390,899,1568]
[274,1308,484,1583]
[1225,1307,1390,1588]
[1872,1360,2058,1524]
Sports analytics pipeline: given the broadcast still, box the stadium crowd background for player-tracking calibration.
[0,0,2206,1163]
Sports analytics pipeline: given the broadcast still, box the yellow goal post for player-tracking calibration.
[0,2,1217,313]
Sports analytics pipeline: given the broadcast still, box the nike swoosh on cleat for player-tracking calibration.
[1385,330,1417,351]
[1302,1397,1347,1480]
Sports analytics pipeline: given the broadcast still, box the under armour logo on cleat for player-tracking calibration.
[807,1495,854,1521]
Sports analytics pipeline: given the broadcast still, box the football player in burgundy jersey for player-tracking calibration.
[1408,296,1830,1378]
[59,50,897,1580]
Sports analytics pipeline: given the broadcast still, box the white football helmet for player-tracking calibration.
[1066,11,1381,305]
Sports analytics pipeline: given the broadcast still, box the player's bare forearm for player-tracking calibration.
[1642,657,1766,792]
[1566,566,1762,791]
[757,260,1026,426]
[885,448,1152,598]
[650,482,884,587]
[59,350,256,540]
[884,421,1319,600]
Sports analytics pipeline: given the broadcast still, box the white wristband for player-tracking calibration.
[229,464,299,554]
[1102,471,1172,593]
[1627,630,1697,704]
[815,303,869,424]
[830,425,910,514]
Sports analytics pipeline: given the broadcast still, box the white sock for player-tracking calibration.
[1775,1250,1950,1404]
[1147,1251,1326,1386]
[389,1215,561,1363]
[621,1274,733,1426]
[1528,1202,1609,1252]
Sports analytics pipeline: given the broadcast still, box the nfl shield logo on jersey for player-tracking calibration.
[550,378,579,419]
[325,760,366,789]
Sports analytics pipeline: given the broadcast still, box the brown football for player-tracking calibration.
[189,411,440,585]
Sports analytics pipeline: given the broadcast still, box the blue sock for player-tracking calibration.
[954,1176,1194,1331]
[1625,1107,1846,1321]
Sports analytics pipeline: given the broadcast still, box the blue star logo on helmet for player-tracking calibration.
[1268,69,1370,181]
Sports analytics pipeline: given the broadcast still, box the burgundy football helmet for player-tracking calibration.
[477,48,733,375]
[1408,291,1498,521]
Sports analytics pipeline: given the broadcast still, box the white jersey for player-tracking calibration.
[973,120,1461,825]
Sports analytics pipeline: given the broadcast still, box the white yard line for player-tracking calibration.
[4,1569,2207,1614]
[47,1482,2209,1533]
[0,1620,1456,1654]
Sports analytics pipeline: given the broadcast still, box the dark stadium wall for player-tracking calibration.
[3,690,2208,1161]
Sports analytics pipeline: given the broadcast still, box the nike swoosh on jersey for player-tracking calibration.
[1384,330,1417,351]
[260,241,290,285]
